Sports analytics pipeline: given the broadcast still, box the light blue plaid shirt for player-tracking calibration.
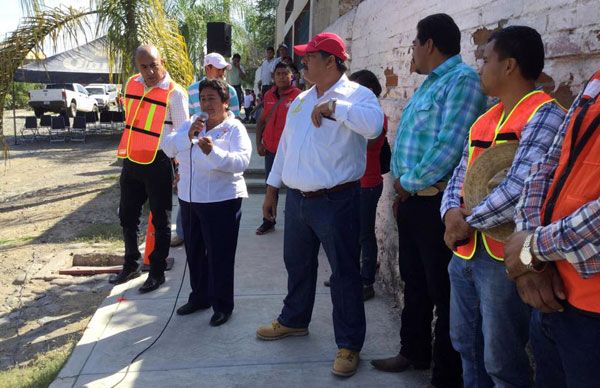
[188,77,240,118]
[391,55,486,192]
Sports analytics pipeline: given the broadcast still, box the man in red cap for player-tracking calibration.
[256,32,384,378]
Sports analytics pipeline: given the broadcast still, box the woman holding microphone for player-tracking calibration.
[163,79,252,326]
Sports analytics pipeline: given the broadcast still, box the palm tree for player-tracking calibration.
[0,0,194,151]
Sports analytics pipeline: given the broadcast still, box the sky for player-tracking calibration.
[0,0,95,55]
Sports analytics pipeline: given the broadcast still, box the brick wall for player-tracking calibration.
[323,0,600,303]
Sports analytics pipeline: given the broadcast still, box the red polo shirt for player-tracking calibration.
[261,85,302,153]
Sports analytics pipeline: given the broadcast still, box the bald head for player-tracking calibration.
[135,45,166,87]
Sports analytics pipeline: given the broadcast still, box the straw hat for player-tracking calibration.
[463,142,518,242]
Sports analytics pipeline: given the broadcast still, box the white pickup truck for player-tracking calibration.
[29,83,98,118]
[85,85,112,111]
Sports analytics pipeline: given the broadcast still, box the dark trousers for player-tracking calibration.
[359,183,383,286]
[180,198,242,314]
[530,306,600,388]
[396,194,462,388]
[119,152,172,277]
[278,185,366,351]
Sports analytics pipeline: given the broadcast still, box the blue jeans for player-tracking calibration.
[448,240,531,388]
[278,185,366,351]
[530,305,600,388]
[359,184,382,286]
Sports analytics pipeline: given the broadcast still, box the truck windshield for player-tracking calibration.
[86,88,105,95]
[47,84,75,91]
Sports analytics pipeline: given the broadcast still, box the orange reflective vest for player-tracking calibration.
[455,91,557,261]
[540,70,600,313]
[117,74,176,164]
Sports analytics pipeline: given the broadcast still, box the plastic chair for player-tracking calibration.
[111,111,125,131]
[99,110,113,133]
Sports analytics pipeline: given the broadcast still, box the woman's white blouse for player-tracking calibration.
[162,112,252,203]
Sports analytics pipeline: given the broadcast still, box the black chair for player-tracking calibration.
[85,111,99,130]
[70,116,87,142]
[111,111,125,131]
[99,110,112,132]
[20,116,39,142]
[49,116,68,142]
[40,115,52,134]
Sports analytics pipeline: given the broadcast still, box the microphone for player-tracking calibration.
[191,112,209,145]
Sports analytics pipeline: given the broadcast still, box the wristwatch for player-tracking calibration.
[328,98,337,115]
[519,233,546,272]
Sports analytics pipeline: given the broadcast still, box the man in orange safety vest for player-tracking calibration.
[109,45,188,293]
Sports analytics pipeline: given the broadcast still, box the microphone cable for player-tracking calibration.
[110,132,196,388]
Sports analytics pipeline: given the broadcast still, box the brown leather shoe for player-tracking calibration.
[256,320,308,340]
[370,353,429,372]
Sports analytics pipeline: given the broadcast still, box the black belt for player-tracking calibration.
[296,181,358,198]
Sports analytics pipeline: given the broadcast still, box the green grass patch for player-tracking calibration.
[76,223,122,243]
[0,342,74,388]
[0,236,35,247]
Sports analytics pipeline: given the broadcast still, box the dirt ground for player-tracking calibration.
[0,109,127,371]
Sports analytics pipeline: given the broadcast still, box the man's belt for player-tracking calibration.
[298,181,359,198]
[415,181,447,197]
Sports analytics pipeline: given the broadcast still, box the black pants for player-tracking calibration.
[119,151,173,277]
[396,194,462,388]
[180,198,242,314]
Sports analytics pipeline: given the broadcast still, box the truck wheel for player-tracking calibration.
[69,101,77,117]
[33,108,44,118]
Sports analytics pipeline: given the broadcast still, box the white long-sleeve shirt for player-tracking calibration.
[162,112,252,203]
[267,74,384,192]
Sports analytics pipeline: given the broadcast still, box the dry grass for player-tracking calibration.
[0,341,75,388]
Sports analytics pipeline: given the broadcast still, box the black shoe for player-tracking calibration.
[256,219,276,235]
[177,302,211,316]
[323,279,331,287]
[370,353,429,372]
[138,275,165,293]
[209,311,231,327]
[109,268,141,285]
[363,285,375,301]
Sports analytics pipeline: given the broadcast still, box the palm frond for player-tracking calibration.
[0,6,95,150]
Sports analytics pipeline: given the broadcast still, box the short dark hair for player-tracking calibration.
[274,62,294,73]
[488,26,544,81]
[318,51,348,73]
[198,78,230,104]
[416,13,461,57]
[349,70,382,97]
[266,47,275,52]
[232,53,241,60]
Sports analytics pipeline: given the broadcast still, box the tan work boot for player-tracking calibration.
[332,348,360,377]
[256,320,308,340]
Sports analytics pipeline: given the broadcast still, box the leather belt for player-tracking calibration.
[298,181,359,198]
[415,181,447,197]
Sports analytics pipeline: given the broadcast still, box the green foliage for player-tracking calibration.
[3,82,41,109]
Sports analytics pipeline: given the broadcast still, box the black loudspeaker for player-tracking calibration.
[207,22,232,57]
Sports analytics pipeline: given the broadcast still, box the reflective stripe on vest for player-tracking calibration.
[455,90,557,261]
[116,74,175,164]
[540,71,600,314]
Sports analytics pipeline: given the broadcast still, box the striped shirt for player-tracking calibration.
[515,87,600,277]
[188,77,240,118]
[391,55,486,192]
[441,101,566,229]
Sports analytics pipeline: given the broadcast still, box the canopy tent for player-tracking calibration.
[13,37,120,84]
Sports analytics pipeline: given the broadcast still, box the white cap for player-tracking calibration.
[204,52,231,70]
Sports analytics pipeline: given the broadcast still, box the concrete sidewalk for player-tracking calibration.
[51,194,429,387]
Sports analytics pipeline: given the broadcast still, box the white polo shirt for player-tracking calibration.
[267,74,384,192]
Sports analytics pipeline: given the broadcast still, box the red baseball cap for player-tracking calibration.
[293,32,349,62]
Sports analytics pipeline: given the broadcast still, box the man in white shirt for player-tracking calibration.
[258,47,278,95]
[256,32,383,377]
